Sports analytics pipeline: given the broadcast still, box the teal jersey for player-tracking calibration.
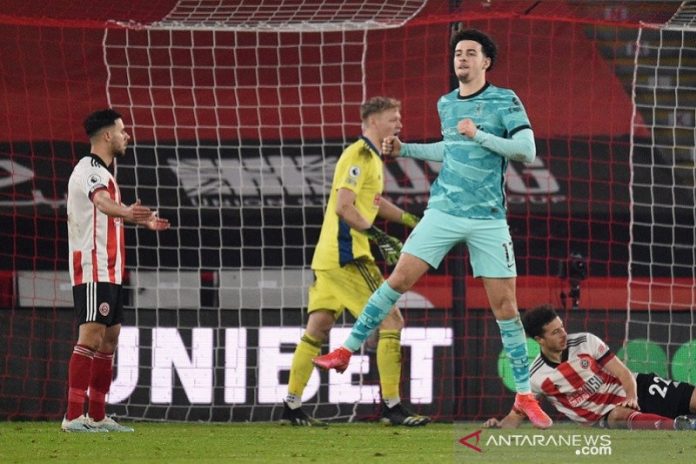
[431,82,531,219]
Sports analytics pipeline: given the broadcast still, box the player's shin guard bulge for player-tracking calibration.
[312,346,352,373]
[513,393,553,429]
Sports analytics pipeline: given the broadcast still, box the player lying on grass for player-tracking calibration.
[484,305,696,430]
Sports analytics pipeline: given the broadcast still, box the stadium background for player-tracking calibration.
[0,0,693,422]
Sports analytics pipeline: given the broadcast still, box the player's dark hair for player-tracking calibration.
[360,96,400,121]
[522,304,559,339]
[450,28,497,71]
[84,108,122,138]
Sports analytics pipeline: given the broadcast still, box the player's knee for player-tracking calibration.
[386,273,414,293]
[77,324,106,350]
[305,311,334,342]
[491,298,518,320]
[380,307,404,330]
[99,340,118,353]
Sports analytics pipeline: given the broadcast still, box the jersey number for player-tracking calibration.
[502,241,514,267]
[648,376,671,398]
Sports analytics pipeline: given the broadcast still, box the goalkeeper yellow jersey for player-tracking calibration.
[311,136,383,270]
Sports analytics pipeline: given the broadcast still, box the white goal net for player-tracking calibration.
[103,0,431,422]
[627,1,696,385]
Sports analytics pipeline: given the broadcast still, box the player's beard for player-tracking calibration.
[113,142,127,158]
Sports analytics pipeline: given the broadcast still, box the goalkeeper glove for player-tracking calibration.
[401,211,420,229]
[363,226,402,266]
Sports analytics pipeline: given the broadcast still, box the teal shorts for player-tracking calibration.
[401,208,517,278]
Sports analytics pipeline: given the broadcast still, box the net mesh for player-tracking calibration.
[0,0,692,422]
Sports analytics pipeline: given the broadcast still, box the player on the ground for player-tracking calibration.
[281,97,429,427]
[484,305,696,430]
[312,29,552,428]
[61,108,170,432]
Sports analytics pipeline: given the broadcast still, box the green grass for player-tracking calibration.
[1,421,694,463]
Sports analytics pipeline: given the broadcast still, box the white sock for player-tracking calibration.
[285,394,301,409]
[383,397,401,409]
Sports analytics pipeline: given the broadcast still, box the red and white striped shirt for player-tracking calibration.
[67,155,125,285]
[530,333,625,425]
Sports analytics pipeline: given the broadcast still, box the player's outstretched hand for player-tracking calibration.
[127,199,152,222]
[381,135,402,157]
[483,418,502,429]
[143,211,170,231]
[617,397,640,410]
[364,226,402,266]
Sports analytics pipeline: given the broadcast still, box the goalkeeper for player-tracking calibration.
[281,96,429,427]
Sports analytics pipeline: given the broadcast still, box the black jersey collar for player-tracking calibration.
[89,153,111,169]
[539,347,569,368]
[360,135,381,156]
[458,81,490,100]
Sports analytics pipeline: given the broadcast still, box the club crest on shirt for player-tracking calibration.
[580,359,589,369]
[98,302,110,317]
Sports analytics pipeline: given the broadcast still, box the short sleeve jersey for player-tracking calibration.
[67,154,125,285]
[311,137,383,270]
[529,333,626,425]
[431,83,531,219]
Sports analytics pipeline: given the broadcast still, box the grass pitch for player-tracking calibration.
[1,421,694,463]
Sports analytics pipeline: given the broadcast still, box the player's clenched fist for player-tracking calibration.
[381,135,402,157]
[457,118,477,138]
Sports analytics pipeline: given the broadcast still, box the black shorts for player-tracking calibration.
[636,372,694,418]
[72,282,124,327]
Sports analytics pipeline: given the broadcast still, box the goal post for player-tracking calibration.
[627,3,696,384]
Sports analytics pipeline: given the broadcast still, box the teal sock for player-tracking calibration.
[344,282,401,352]
[497,316,531,393]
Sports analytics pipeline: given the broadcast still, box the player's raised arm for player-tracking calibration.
[458,118,536,163]
[399,141,445,162]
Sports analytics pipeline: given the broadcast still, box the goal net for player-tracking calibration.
[0,0,691,423]
[100,0,429,422]
[627,2,696,385]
